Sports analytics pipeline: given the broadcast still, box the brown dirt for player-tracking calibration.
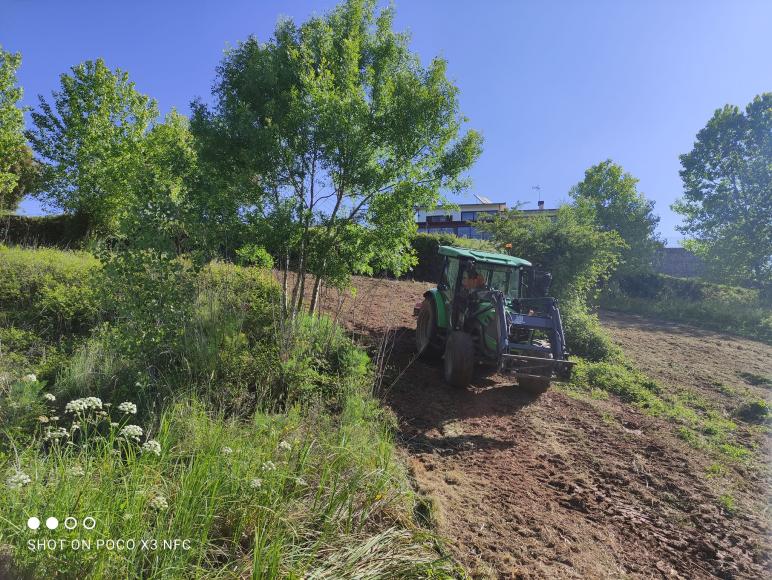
[307,275,772,579]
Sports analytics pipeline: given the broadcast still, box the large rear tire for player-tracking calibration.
[416,298,441,359]
[444,331,475,389]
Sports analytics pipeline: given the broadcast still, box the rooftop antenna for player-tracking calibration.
[531,185,541,203]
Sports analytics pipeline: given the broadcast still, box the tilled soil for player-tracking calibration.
[307,276,771,579]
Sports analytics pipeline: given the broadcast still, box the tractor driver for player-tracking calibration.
[462,267,486,291]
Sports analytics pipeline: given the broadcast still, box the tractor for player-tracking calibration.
[414,245,573,392]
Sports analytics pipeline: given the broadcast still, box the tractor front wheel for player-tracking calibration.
[416,298,441,359]
[444,331,475,388]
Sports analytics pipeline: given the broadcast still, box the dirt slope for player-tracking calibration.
[309,276,771,579]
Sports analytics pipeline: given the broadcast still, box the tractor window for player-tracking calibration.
[441,258,459,295]
[489,268,519,299]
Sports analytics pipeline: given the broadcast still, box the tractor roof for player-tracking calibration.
[438,245,532,267]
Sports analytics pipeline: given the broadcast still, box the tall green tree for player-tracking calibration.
[674,93,771,287]
[27,58,158,233]
[479,204,625,304]
[570,160,662,275]
[0,46,28,212]
[192,0,482,315]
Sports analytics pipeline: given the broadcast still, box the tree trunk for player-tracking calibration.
[309,273,323,316]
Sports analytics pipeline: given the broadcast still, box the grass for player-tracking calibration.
[0,245,453,578]
[568,359,758,462]
[601,276,772,344]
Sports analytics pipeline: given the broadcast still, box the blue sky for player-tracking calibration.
[4,0,771,244]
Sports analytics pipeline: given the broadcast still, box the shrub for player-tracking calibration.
[0,213,89,248]
[562,300,621,362]
[235,243,274,269]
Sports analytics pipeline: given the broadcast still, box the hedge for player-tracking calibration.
[0,214,89,248]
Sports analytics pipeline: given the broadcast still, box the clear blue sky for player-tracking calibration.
[4,0,771,243]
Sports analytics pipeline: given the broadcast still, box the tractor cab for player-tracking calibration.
[415,246,573,392]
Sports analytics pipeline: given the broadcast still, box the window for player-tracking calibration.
[426,214,451,223]
[441,257,459,297]
[460,211,477,221]
[456,226,473,238]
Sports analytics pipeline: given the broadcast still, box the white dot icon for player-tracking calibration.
[27,517,40,530]
[45,517,59,530]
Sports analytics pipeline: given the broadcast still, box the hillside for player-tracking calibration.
[310,275,772,578]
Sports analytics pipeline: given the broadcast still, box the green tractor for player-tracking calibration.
[414,246,573,392]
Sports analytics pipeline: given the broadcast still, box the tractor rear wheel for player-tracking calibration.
[444,331,475,388]
[416,298,441,359]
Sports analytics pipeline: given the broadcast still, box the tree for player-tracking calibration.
[570,160,662,275]
[0,45,28,212]
[27,58,158,233]
[674,93,771,287]
[478,204,625,303]
[192,0,482,315]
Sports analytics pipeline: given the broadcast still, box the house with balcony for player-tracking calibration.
[416,197,557,239]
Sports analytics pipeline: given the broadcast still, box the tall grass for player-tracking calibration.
[0,246,452,578]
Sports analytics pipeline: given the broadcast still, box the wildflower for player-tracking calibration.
[278,440,292,452]
[68,465,85,477]
[37,416,49,423]
[261,461,276,472]
[221,446,233,456]
[45,427,68,441]
[250,478,262,489]
[119,425,143,441]
[22,374,37,383]
[142,440,161,456]
[65,397,102,414]
[295,477,307,486]
[6,471,32,489]
[51,416,59,421]
[149,494,168,511]
[70,422,80,431]
[110,422,119,428]
[117,402,137,415]
[43,393,56,402]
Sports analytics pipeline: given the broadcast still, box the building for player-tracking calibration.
[416,197,557,240]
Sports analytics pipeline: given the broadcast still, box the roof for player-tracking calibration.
[438,245,532,267]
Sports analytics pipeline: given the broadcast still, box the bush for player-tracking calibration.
[235,243,274,269]
[562,301,621,362]
[0,213,89,247]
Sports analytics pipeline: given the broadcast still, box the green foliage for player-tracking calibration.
[192,0,482,314]
[570,159,663,274]
[561,300,621,362]
[479,204,624,303]
[0,397,447,578]
[28,58,158,233]
[673,93,772,287]
[0,245,102,336]
[407,232,495,281]
[236,243,274,269]
[734,399,770,424]
[602,273,772,344]
[571,359,661,408]
[0,45,27,209]
[0,213,89,247]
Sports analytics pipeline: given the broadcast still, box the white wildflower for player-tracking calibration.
[70,421,80,431]
[221,446,233,456]
[249,478,262,489]
[110,422,119,428]
[50,416,59,421]
[295,477,307,486]
[37,416,49,423]
[43,393,56,402]
[6,471,32,489]
[45,427,68,441]
[65,397,102,414]
[68,465,85,477]
[261,461,276,471]
[278,440,292,452]
[22,374,37,383]
[148,494,168,511]
[142,440,161,456]
[117,401,137,415]
[119,425,143,441]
